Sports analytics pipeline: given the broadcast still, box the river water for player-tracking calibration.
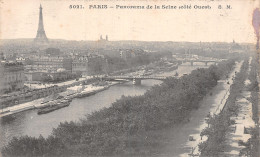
[0,63,211,149]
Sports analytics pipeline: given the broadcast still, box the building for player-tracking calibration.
[4,53,17,61]
[24,70,74,82]
[229,40,244,53]
[0,61,25,93]
[25,55,72,72]
[72,55,88,75]
[72,54,106,75]
[24,71,42,82]
[16,57,26,64]
[119,49,145,60]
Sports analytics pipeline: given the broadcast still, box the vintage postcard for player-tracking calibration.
[0,0,259,156]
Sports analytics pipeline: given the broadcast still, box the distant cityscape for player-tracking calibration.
[0,5,250,95]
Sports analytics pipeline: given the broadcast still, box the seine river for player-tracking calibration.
[0,63,211,149]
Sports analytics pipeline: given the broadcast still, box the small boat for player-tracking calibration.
[37,101,70,115]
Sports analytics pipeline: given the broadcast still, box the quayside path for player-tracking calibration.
[0,84,113,118]
[223,57,256,156]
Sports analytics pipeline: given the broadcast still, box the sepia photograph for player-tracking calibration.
[0,0,259,156]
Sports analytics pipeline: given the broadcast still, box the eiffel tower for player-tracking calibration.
[34,4,48,43]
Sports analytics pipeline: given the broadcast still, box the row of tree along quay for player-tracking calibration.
[238,56,259,157]
[1,59,237,157]
[198,58,249,156]
[199,56,259,157]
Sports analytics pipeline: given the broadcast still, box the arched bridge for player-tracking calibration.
[176,59,223,66]
[99,75,167,85]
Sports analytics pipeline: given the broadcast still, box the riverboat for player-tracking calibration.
[77,86,110,98]
[37,100,70,115]
[77,90,97,98]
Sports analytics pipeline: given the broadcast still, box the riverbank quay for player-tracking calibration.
[0,81,121,118]
[196,57,259,156]
[223,57,259,156]
[0,77,90,109]
[178,61,243,156]
[0,85,67,109]
[0,75,108,108]
[0,61,162,109]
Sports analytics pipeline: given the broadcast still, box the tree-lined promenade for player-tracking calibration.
[2,59,237,156]
[199,59,250,156]
[199,56,259,156]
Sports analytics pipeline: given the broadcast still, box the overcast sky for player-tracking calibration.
[0,0,259,43]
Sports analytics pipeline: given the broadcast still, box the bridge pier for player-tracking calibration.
[191,61,194,66]
[133,78,141,85]
[205,62,208,66]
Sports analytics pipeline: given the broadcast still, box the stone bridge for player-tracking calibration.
[176,59,223,66]
[99,75,167,85]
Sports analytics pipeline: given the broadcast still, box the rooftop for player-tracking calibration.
[1,60,24,66]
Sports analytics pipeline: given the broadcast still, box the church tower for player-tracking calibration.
[34,4,48,43]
